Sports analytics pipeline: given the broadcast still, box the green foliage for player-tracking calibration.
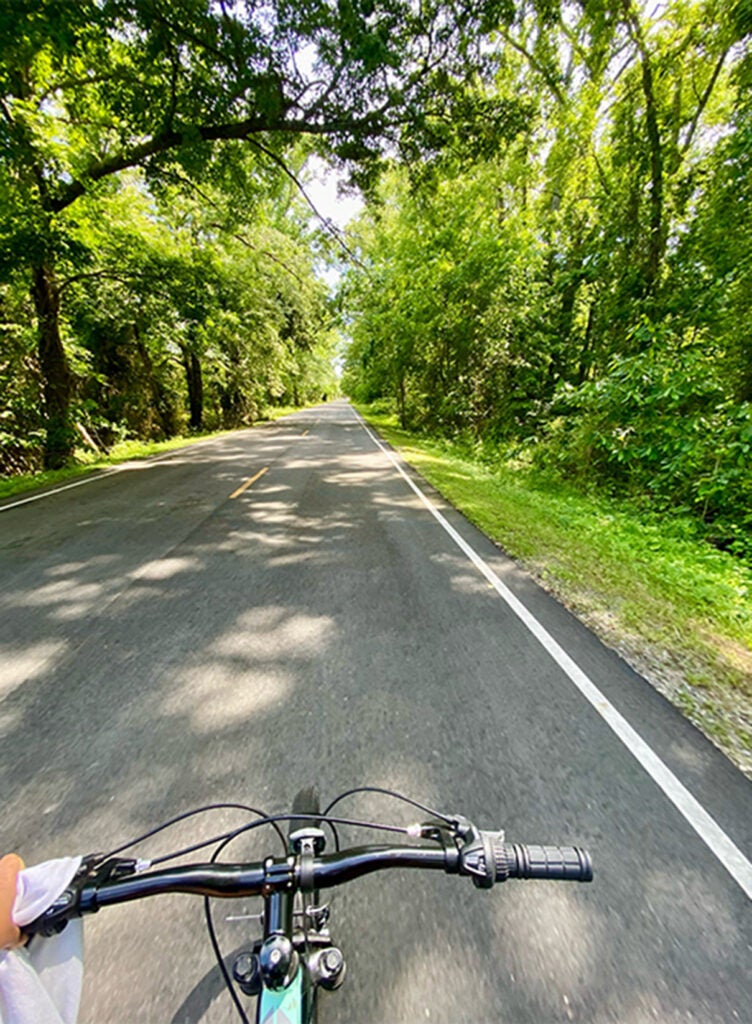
[342,163,556,437]
[0,163,339,473]
[537,341,752,556]
[343,0,752,562]
[0,0,513,465]
[0,284,44,473]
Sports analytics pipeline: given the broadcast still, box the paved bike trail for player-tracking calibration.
[0,401,749,1023]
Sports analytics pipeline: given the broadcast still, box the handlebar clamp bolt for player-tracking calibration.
[322,948,343,974]
[312,946,346,991]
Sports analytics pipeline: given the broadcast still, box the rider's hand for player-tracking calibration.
[0,854,25,950]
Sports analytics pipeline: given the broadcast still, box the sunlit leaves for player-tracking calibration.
[342,0,752,557]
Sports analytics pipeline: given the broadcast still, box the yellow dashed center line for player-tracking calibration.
[229,466,268,499]
[301,429,309,437]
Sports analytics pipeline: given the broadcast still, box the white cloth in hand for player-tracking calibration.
[0,857,83,1024]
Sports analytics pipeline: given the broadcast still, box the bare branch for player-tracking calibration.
[499,29,567,107]
[59,269,172,300]
[37,71,125,105]
[147,10,238,67]
[165,46,180,131]
[212,227,305,284]
[305,60,348,118]
[680,47,730,159]
[0,97,14,126]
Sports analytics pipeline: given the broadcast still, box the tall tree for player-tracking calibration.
[56,168,332,444]
[0,0,513,466]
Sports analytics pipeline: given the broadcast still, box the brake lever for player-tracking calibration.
[445,815,476,842]
[408,818,471,875]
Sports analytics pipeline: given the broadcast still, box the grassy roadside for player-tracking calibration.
[356,403,752,777]
[0,404,314,503]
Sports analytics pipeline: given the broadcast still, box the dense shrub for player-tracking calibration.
[536,344,752,557]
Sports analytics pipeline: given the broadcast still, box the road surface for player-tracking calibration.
[1,401,750,1022]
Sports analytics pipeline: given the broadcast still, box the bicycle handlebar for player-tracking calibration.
[76,846,447,912]
[26,835,592,938]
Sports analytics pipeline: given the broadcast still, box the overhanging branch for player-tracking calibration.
[47,113,392,215]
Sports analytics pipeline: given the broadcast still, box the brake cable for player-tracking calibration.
[322,787,454,850]
[117,794,452,1024]
[95,803,287,864]
[149,812,420,866]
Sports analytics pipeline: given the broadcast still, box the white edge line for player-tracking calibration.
[354,409,752,900]
[0,428,268,514]
[0,466,127,511]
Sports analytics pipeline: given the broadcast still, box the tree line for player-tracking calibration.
[1,161,338,473]
[0,0,516,472]
[342,0,752,558]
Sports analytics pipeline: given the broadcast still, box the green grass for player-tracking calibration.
[356,403,752,775]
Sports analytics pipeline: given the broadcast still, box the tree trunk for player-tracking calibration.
[556,266,581,385]
[624,1,665,302]
[642,57,665,301]
[397,373,407,429]
[135,330,178,438]
[576,303,596,385]
[182,347,204,430]
[31,261,74,469]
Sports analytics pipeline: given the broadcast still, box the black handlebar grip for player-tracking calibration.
[495,843,593,882]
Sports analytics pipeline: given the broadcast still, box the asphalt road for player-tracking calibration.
[1,400,750,1023]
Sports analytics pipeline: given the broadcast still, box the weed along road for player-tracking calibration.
[1,400,750,1023]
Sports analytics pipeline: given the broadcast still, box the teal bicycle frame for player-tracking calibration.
[257,972,304,1024]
